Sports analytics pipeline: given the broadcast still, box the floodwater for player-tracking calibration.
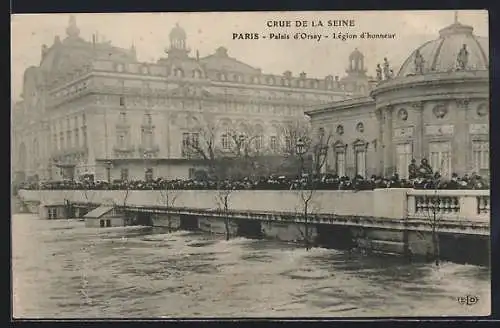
[12,213,491,318]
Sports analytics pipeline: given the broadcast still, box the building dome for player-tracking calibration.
[169,23,186,41]
[349,48,364,60]
[397,21,488,77]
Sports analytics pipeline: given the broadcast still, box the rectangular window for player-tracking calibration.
[191,133,199,149]
[472,141,489,173]
[60,132,64,149]
[355,150,366,178]
[117,133,125,147]
[82,127,87,146]
[336,151,346,177]
[285,136,292,152]
[120,168,129,181]
[182,132,190,157]
[67,131,72,148]
[396,143,413,179]
[429,141,451,178]
[335,151,345,177]
[221,133,229,150]
[74,129,80,147]
[145,168,153,182]
[119,96,125,107]
[270,136,277,151]
[255,135,262,150]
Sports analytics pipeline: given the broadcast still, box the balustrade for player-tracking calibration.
[407,189,490,223]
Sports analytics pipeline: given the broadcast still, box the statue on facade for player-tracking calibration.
[383,58,391,79]
[457,44,469,70]
[414,49,425,74]
[408,159,418,180]
[376,64,383,81]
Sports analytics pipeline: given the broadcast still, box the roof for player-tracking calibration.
[305,96,375,116]
[83,205,115,219]
[397,22,488,77]
[199,47,260,74]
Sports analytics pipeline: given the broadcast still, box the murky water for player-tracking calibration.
[12,214,491,318]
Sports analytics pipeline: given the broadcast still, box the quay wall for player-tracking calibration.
[17,189,490,265]
[18,188,490,222]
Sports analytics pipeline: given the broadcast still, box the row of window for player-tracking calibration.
[395,141,489,178]
[52,126,87,151]
[114,63,345,89]
[51,114,86,135]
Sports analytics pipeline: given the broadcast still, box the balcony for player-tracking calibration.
[115,121,131,130]
[51,146,88,161]
[113,145,135,155]
[138,144,160,156]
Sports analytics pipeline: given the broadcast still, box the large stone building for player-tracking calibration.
[12,16,372,183]
[306,17,489,180]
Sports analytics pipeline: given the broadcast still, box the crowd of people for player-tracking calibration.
[17,159,488,192]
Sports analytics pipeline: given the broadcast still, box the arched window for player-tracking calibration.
[356,122,364,133]
[193,69,203,79]
[174,68,184,78]
[267,76,275,85]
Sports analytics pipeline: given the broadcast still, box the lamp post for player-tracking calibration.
[295,138,306,178]
[104,160,112,183]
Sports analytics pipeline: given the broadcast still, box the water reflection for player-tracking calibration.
[12,214,490,318]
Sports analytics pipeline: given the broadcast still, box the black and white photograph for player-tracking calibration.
[11,10,490,318]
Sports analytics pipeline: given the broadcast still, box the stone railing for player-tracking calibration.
[18,188,490,224]
[406,189,490,223]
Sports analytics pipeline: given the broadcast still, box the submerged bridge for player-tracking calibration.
[17,188,490,265]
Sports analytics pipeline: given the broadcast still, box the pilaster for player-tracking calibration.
[382,106,394,176]
[456,98,470,175]
[412,101,425,161]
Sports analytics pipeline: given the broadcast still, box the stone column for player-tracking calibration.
[375,108,384,176]
[383,106,394,176]
[455,99,470,175]
[412,101,425,161]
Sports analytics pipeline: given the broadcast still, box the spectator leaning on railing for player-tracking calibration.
[18,170,488,192]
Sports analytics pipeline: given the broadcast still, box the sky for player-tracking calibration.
[11,10,488,101]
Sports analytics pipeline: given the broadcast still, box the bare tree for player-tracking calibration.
[159,181,178,232]
[285,120,332,251]
[418,158,447,266]
[182,113,263,240]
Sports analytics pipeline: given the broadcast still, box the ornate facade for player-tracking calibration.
[12,16,370,182]
[306,18,489,179]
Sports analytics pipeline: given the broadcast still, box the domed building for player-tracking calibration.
[306,17,489,179]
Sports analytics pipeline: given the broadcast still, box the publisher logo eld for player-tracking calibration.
[457,295,479,306]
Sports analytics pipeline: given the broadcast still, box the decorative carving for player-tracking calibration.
[476,103,488,117]
[456,99,470,109]
[469,124,488,135]
[376,64,382,81]
[432,104,448,119]
[457,44,469,70]
[336,124,344,135]
[398,108,408,121]
[414,49,425,74]
[383,58,393,79]
[425,124,454,136]
[394,127,414,138]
